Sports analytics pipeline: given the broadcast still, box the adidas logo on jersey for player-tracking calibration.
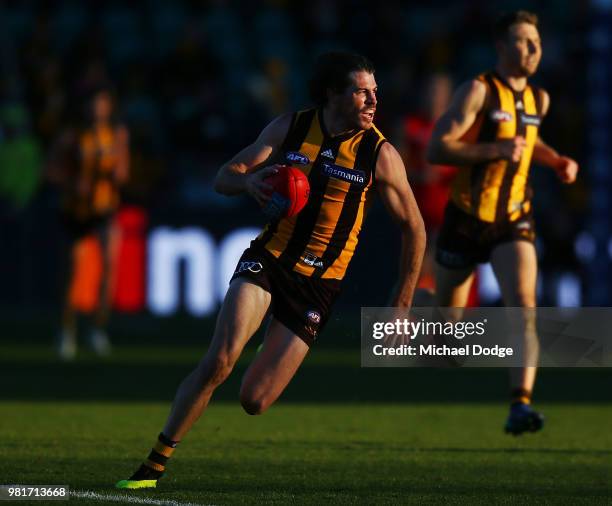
[516,100,524,110]
[321,149,334,159]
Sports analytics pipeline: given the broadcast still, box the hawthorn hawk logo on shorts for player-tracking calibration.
[437,249,470,269]
[235,261,263,274]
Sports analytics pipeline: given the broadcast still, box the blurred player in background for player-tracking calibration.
[399,73,462,294]
[116,52,425,489]
[428,11,579,434]
[47,86,129,360]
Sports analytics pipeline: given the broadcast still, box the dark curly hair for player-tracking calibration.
[309,52,375,107]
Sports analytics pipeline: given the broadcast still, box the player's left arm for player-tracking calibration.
[532,90,579,184]
[375,142,426,308]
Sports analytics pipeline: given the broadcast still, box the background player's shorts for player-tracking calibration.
[230,245,341,346]
[436,202,536,269]
[61,212,112,243]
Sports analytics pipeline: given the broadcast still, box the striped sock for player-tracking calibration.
[129,433,178,480]
[511,387,532,406]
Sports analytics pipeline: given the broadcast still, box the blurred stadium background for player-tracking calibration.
[1,0,610,324]
[1,1,611,503]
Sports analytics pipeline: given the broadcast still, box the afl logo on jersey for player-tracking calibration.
[490,109,513,122]
[285,151,310,165]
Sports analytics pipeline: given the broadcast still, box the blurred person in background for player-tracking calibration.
[0,103,42,214]
[47,86,129,360]
[427,11,579,435]
[399,73,459,294]
[0,102,43,306]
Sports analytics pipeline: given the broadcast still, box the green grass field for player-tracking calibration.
[1,339,611,505]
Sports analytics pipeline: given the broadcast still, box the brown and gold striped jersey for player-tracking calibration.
[78,125,122,217]
[253,108,386,280]
[450,71,544,223]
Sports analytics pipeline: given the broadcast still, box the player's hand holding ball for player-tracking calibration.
[245,165,279,207]
[260,165,310,221]
[555,156,579,184]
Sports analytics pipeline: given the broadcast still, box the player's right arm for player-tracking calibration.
[427,80,525,165]
[214,113,292,206]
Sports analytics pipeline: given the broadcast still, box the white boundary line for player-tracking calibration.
[70,490,214,506]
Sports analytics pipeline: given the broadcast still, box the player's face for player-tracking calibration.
[333,71,378,130]
[425,74,452,121]
[501,22,542,77]
[93,91,113,122]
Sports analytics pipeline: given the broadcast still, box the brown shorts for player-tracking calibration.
[230,245,342,346]
[436,203,536,269]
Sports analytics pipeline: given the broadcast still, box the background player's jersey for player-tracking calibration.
[254,108,386,280]
[76,125,122,219]
[450,71,544,223]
